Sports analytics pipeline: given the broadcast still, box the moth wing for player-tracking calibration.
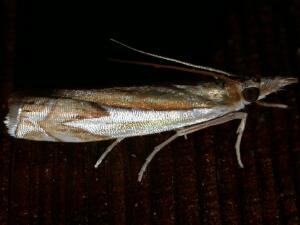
[52,85,223,110]
[6,96,111,142]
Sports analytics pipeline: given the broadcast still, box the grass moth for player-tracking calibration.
[5,40,298,181]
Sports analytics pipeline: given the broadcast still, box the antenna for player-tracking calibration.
[110,38,235,78]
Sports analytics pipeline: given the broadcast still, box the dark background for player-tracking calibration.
[1,0,300,225]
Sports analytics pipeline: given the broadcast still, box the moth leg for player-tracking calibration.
[94,138,125,168]
[138,112,247,182]
[138,134,179,182]
[256,101,288,109]
[234,113,247,168]
[175,112,247,168]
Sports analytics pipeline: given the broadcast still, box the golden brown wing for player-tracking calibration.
[51,83,230,110]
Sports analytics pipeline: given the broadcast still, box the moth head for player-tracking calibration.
[258,77,298,100]
[241,77,298,104]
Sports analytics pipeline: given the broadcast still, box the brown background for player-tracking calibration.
[1,0,300,225]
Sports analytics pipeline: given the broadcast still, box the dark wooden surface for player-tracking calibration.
[1,0,300,225]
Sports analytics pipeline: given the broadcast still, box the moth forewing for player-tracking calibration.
[6,80,244,141]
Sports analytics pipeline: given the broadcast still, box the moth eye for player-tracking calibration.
[242,87,260,102]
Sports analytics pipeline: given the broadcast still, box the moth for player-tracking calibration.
[5,39,298,182]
